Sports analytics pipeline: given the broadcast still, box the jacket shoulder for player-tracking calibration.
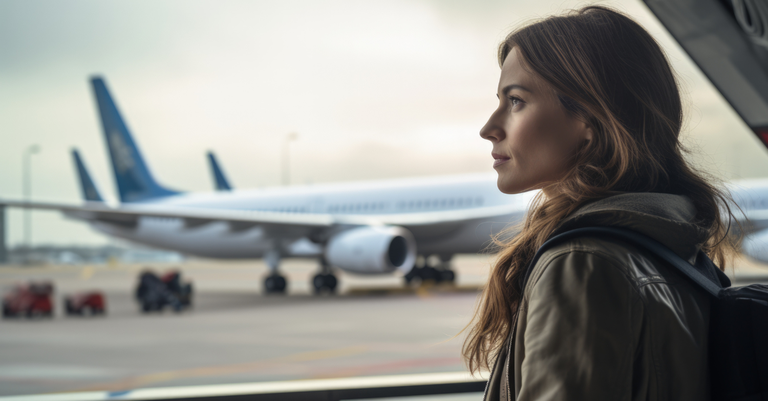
[527,235,677,298]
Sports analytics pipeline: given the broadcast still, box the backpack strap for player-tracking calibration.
[521,226,723,298]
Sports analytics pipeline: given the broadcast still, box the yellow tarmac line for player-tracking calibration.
[72,345,368,392]
[79,266,94,280]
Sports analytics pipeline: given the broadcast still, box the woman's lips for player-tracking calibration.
[492,152,510,167]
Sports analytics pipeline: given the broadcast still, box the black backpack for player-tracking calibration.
[523,226,768,401]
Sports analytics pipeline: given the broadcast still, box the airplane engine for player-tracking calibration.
[325,226,417,274]
[742,229,768,264]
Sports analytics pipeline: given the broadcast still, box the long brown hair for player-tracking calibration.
[463,5,739,374]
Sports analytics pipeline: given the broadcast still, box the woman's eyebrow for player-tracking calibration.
[500,84,533,96]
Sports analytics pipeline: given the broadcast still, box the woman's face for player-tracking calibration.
[480,48,592,194]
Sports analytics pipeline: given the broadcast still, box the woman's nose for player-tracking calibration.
[480,113,505,143]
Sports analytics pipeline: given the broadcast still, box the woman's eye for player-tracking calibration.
[508,96,524,107]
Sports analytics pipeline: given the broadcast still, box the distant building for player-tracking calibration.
[4,244,184,266]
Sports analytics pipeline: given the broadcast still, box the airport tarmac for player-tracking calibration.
[1,254,767,398]
[0,255,493,398]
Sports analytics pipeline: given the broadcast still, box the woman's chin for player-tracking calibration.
[496,178,522,194]
[497,177,541,195]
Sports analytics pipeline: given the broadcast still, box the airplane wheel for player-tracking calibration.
[440,269,456,283]
[404,267,419,284]
[420,266,440,283]
[312,274,337,294]
[325,274,338,292]
[264,274,287,294]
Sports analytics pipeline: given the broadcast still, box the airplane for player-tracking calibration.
[2,76,535,294]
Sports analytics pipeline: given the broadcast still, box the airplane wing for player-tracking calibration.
[0,199,333,236]
[0,199,523,238]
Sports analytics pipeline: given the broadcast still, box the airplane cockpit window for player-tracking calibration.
[2,0,768,400]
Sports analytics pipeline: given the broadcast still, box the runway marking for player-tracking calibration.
[79,266,94,280]
[71,345,368,392]
[416,286,433,298]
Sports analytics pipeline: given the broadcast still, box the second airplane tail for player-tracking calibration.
[207,151,233,191]
[71,149,103,202]
[90,76,180,203]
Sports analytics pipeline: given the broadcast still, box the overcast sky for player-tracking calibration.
[1,0,767,247]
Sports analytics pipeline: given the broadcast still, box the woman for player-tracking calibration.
[465,6,737,401]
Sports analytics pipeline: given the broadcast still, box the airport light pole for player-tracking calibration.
[282,132,297,186]
[23,144,40,264]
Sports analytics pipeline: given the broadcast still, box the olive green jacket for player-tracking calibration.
[485,193,711,401]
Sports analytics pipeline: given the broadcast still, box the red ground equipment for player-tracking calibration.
[64,291,106,316]
[2,282,54,318]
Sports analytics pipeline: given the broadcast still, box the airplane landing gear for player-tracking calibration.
[404,254,456,286]
[440,268,456,283]
[312,273,338,294]
[264,274,287,293]
[312,258,338,294]
[263,249,287,294]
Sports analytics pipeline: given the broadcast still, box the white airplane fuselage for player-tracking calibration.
[92,173,535,260]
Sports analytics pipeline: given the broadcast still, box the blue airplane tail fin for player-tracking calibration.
[90,76,180,203]
[71,149,104,202]
[207,151,233,191]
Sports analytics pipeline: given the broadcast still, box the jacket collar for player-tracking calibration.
[553,193,708,261]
